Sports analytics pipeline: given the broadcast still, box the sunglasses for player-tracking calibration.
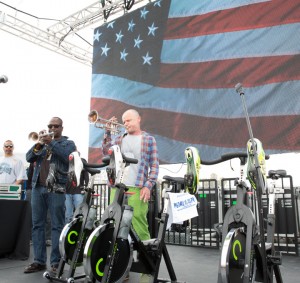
[48,124,61,129]
[4,145,14,148]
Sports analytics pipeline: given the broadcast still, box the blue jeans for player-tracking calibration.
[31,185,65,266]
[65,193,84,224]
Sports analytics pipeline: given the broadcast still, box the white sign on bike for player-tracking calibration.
[167,192,198,230]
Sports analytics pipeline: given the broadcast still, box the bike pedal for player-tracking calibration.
[267,251,282,265]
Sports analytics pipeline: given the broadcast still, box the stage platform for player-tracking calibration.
[0,245,300,283]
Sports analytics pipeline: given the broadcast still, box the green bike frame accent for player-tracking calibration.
[95,258,104,277]
[67,230,78,245]
[232,239,242,261]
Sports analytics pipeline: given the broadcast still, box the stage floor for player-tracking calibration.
[0,245,299,283]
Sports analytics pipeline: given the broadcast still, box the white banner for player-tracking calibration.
[167,192,198,230]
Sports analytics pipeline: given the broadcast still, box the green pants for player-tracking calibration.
[110,187,150,241]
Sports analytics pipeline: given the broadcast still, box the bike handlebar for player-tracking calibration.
[102,152,138,165]
[81,159,106,175]
[121,152,138,165]
[201,152,269,165]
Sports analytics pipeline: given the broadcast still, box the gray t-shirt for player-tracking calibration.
[121,134,141,186]
[0,156,27,184]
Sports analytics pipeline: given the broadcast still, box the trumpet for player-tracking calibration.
[88,109,125,135]
[28,131,54,142]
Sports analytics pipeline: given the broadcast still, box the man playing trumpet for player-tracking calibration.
[102,109,159,282]
[24,117,76,276]
[102,109,159,241]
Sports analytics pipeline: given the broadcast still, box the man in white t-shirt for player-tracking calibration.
[0,140,27,185]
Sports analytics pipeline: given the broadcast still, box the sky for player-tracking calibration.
[0,0,94,160]
[1,0,300,186]
[1,31,91,158]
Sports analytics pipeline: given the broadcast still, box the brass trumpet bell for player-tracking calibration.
[88,109,125,135]
[28,132,39,142]
[28,131,54,142]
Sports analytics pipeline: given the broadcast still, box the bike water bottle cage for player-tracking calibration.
[184,146,201,194]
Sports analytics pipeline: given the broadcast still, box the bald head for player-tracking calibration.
[122,109,141,135]
[122,109,140,119]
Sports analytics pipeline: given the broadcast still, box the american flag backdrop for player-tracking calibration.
[88,0,300,164]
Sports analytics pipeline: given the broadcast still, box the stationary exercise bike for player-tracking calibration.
[216,84,283,283]
[83,145,182,283]
[161,146,200,233]
[43,152,107,283]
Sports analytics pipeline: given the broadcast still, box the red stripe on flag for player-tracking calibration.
[91,98,300,150]
[158,54,300,89]
[88,147,103,164]
[165,0,300,39]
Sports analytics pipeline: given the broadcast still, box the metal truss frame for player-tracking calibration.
[0,0,151,66]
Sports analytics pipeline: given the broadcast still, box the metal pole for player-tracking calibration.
[235,83,269,282]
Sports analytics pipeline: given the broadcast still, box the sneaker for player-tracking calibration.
[24,262,46,273]
[48,264,59,277]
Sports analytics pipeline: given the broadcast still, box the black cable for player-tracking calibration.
[230,159,234,171]
[159,163,185,174]
[0,1,93,47]
[59,28,73,46]
[75,32,93,47]
[0,1,60,21]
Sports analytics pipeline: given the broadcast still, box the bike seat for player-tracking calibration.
[268,170,287,179]
[163,175,185,184]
